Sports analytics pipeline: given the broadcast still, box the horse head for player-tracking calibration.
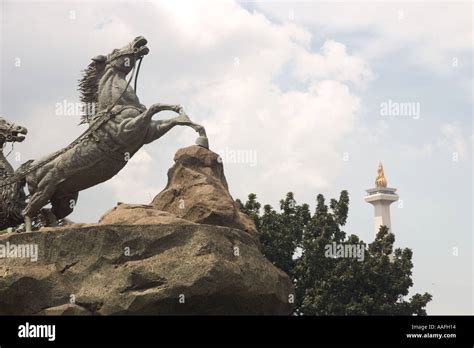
[0,117,28,146]
[96,36,149,73]
[79,36,149,123]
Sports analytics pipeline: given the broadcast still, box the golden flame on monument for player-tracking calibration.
[375,161,387,188]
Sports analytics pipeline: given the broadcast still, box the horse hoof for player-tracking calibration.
[195,136,209,149]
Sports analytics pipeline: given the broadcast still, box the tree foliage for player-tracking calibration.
[237,191,432,315]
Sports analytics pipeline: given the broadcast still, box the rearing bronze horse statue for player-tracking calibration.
[21,36,208,232]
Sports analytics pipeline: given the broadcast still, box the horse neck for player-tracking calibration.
[96,67,141,113]
[0,143,14,178]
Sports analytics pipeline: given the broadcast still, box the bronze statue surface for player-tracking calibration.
[0,117,28,230]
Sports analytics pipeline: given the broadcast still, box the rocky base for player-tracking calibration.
[0,224,294,315]
[0,145,294,315]
[152,146,258,235]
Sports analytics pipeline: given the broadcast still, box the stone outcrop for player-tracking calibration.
[0,224,294,315]
[99,204,195,226]
[151,146,258,235]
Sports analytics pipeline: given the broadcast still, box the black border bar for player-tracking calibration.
[0,315,472,346]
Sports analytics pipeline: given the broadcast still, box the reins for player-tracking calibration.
[5,143,14,158]
[105,56,139,114]
[134,57,143,93]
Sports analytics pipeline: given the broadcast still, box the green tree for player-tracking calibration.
[238,191,432,315]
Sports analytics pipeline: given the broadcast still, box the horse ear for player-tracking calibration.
[91,55,107,63]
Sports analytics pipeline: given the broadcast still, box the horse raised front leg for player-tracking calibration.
[124,103,183,132]
[145,103,183,121]
[143,107,208,148]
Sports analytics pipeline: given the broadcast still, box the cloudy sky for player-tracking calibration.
[1,0,472,314]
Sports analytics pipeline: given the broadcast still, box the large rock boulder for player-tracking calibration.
[151,146,257,236]
[0,145,294,315]
[0,224,294,315]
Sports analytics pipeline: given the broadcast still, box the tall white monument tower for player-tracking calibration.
[365,161,399,236]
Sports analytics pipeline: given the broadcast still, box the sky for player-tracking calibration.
[0,0,472,315]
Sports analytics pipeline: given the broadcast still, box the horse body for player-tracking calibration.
[22,36,206,231]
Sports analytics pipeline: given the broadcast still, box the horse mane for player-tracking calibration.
[78,60,106,125]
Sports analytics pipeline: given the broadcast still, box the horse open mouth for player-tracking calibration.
[10,129,27,142]
[133,37,149,57]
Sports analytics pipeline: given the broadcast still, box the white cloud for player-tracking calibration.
[399,143,433,159]
[294,40,373,87]
[437,123,469,160]
[253,1,472,75]
[105,150,162,203]
[387,124,470,161]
